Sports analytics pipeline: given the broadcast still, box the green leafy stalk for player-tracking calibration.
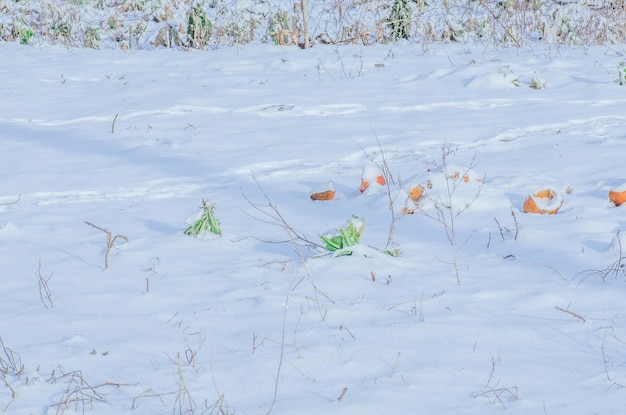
[320,215,364,256]
[185,199,222,236]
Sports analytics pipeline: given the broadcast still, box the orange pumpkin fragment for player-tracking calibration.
[523,188,563,214]
[310,190,335,201]
[408,184,425,202]
[609,190,626,207]
[359,175,386,193]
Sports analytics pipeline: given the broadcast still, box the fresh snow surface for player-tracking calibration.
[1,42,626,414]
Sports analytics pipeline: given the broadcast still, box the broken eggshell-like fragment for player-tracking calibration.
[523,188,563,214]
[359,165,386,193]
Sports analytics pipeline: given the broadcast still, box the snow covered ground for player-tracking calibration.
[1,40,626,414]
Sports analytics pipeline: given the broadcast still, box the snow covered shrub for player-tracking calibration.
[320,215,364,256]
[84,26,101,48]
[388,0,413,40]
[618,61,626,85]
[19,26,34,45]
[184,199,222,236]
[187,2,212,48]
[270,10,297,45]
[529,75,547,90]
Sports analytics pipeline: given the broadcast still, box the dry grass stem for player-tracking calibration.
[475,355,519,408]
[579,229,626,282]
[47,369,122,415]
[85,221,129,270]
[243,176,324,253]
[36,258,54,309]
[554,305,586,322]
[0,337,24,378]
[336,386,348,402]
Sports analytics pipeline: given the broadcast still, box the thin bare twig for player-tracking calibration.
[578,230,626,282]
[85,221,129,270]
[243,175,324,252]
[511,208,519,240]
[358,136,401,251]
[417,145,483,285]
[111,113,118,133]
[474,354,519,408]
[554,305,586,322]
[601,321,626,388]
[336,387,348,403]
[36,258,54,309]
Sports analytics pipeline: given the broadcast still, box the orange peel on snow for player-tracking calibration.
[310,190,335,201]
[359,175,386,193]
[408,184,425,202]
[609,190,626,207]
[523,188,563,214]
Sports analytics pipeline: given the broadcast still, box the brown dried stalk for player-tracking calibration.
[85,221,129,270]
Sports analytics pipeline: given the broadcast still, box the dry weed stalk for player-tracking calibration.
[417,145,483,285]
[244,176,337,414]
[0,337,24,379]
[47,369,122,415]
[85,221,129,270]
[300,0,310,48]
[578,229,626,283]
[358,137,402,253]
[0,337,23,415]
[493,208,519,243]
[244,176,324,253]
[1,375,16,415]
[173,352,196,415]
[36,258,54,309]
[474,355,519,408]
[601,322,626,388]
[554,305,586,322]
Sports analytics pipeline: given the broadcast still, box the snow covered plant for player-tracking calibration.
[618,61,626,86]
[320,215,364,256]
[185,199,222,236]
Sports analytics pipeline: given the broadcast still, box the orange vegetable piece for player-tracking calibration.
[609,190,626,207]
[359,175,386,193]
[523,188,562,214]
[310,190,335,201]
[359,178,369,193]
[408,184,425,202]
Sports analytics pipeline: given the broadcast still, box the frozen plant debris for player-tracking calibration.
[185,199,222,236]
[320,215,364,256]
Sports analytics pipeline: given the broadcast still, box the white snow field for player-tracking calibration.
[1,39,626,414]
